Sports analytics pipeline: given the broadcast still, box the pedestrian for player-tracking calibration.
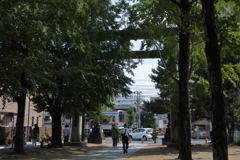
[63,125,70,143]
[12,126,16,148]
[121,124,130,154]
[32,124,39,147]
[110,125,119,147]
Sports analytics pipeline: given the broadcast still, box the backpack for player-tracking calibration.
[121,129,126,137]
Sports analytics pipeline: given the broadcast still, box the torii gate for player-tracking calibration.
[69,27,179,145]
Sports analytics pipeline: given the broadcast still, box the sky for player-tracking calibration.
[126,41,160,101]
[127,59,160,100]
[110,0,160,101]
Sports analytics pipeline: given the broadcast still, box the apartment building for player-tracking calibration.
[0,95,44,128]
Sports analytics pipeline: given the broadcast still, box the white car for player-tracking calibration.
[129,128,153,141]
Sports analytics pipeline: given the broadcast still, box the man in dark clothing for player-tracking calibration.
[121,124,130,154]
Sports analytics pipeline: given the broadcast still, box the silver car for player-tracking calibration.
[129,128,153,141]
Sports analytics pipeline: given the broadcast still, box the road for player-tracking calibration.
[104,136,210,145]
[0,136,209,154]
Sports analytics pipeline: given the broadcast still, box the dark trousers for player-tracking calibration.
[122,136,129,151]
[64,136,69,143]
[112,137,118,147]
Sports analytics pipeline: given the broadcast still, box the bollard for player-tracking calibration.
[205,138,208,144]
[142,138,144,143]
[5,139,8,147]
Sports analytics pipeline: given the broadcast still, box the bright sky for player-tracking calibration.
[110,0,160,100]
[127,41,160,101]
[127,59,160,100]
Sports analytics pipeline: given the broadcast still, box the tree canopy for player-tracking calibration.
[0,0,140,150]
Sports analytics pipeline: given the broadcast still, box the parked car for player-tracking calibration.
[129,128,153,141]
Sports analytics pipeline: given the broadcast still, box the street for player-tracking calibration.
[104,136,210,145]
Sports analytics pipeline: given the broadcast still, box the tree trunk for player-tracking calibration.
[177,0,192,159]
[13,74,28,154]
[82,114,85,142]
[201,0,228,159]
[51,108,63,148]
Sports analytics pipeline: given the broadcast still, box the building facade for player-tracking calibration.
[0,95,44,128]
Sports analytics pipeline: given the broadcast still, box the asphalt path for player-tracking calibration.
[0,136,209,154]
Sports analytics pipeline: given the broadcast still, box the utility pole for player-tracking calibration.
[134,91,142,128]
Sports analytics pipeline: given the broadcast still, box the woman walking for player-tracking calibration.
[121,124,130,154]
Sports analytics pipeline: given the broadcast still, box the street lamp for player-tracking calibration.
[134,91,142,128]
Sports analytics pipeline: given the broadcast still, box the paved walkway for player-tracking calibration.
[63,143,148,160]
[0,139,210,159]
[0,141,148,159]
[0,141,42,153]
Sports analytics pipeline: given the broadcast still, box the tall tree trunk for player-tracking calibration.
[201,0,228,159]
[51,108,63,148]
[13,73,27,154]
[177,0,192,159]
[82,114,85,142]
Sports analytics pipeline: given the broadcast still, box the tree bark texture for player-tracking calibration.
[177,1,192,159]
[51,108,63,148]
[13,74,27,154]
[201,0,228,159]
[82,114,85,142]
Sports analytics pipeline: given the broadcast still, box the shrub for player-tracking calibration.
[150,121,158,144]
[8,138,13,144]
[40,135,52,143]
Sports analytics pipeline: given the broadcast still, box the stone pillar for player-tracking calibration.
[71,115,82,142]
[162,114,171,145]
[88,127,104,144]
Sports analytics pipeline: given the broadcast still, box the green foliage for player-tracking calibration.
[40,135,52,143]
[8,139,13,145]
[126,106,136,127]
[89,113,111,128]
[143,99,170,115]
[0,0,140,149]
[150,120,158,143]
[141,111,156,128]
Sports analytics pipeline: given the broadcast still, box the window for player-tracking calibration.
[119,112,124,122]
[112,116,115,122]
[32,117,34,126]
[8,97,16,102]
[37,117,39,125]
[44,116,51,121]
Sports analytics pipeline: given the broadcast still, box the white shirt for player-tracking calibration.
[121,128,130,138]
[63,127,70,136]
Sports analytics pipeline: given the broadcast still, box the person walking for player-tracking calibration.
[121,124,130,154]
[63,125,70,143]
[110,125,119,147]
[32,124,39,147]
